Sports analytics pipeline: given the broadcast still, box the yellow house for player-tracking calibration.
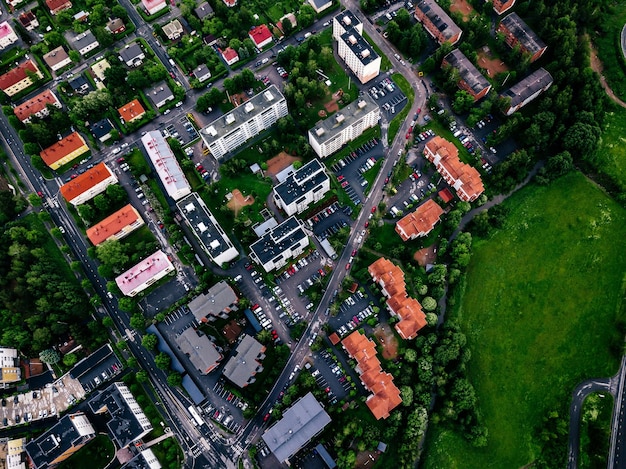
[40,131,89,170]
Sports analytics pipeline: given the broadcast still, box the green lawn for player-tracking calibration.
[422,172,626,468]
[387,74,414,144]
[57,435,114,469]
[596,108,626,189]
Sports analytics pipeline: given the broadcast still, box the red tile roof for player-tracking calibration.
[221,47,238,62]
[40,131,87,167]
[0,60,38,91]
[46,0,72,13]
[60,162,113,203]
[395,199,444,241]
[439,188,454,203]
[249,25,272,46]
[118,99,145,122]
[342,331,402,419]
[86,204,142,245]
[14,89,60,122]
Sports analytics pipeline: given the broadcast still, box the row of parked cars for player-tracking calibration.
[329,138,379,173]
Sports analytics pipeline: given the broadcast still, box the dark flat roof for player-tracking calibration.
[250,216,307,265]
[501,67,553,107]
[273,159,328,206]
[340,27,379,66]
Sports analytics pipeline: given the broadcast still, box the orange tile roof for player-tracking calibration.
[396,199,444,241]
[40,131,87,167]
[439,188,454,203]
[60,162,113,203]
[118,99,145,122]
[425,136,484,201]
[0,60,38,91]
[14,89,60,122]
[86,204,142,245]
[342,331,401,419]
[46,0,72,12]
[328,332,340,345]
[369,258,427,340]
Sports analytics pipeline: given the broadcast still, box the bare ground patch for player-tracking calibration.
[450,0,475,21]
[266,151,302,177]
[477,47,509,77]
[373,323,399,360]
[226,189,255,216]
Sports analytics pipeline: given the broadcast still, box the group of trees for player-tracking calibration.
[385,9,428,59]
[166,33,226,82]
[77,183,128,224]
[92,236,159,279]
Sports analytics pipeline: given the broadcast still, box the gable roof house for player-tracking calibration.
[72,30,99,56]
[46,0,72,15]
[14,89,62,124]
[414,0,462,45]
[442,49,491,100]
[106,18,126,34]
[395,199,444,241]
[0,22,19,50]
[497,12,547,63]
[0,60,43,97]
[59,162,118,205]
[90,117,115,142]
[223,0,237,7]
[220,47,239,66]
[18,11,40,31]
[43,46,71,72]
[146,81,174,108]
[188,281,238,323]
[308,0,332,14]
[118,99,146,123]
[115,250,175,297]
[492,0,516,15]
[176,327,223,374]
[499,67,553,115]
[141,0,167,16]
[192,64,211,82]
[41,132,90,171]
[119,43,145,67]
[7,0,27,10]
[195,2,214,20]
[249,25,273,49]
[68,75,92,94]
[162,19,183,40]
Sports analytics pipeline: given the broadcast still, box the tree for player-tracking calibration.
[39,348,60,364]
[69,50,81,63]
[102,316,114,328]
[452,90,475,114]
[155,352,171,370]
[93,194,110,212]
[422,296,437,311]
[404,348,417,362]
[401,385,414,406]
[28,193,43,207]
[130,312,145,331]
[78,204,95,222]
[142,333,158,351]
[136,370,149,383]
[96,239,128,273]
[167,371,182,386]
[63,353,78,367]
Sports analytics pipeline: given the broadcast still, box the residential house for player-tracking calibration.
[14,89,62,124]
[162,19,183,40]
[249,25,273,49]
[87,204,143,245]
[0,347,20,388]
[368,258,428,340]
[68,75,92,94]
[7,0,26,10]
[141,0,167,16]
[200,85,287,160]
[249,216,309,272]
[91,58,110,82]
[497,12,547,63]
[493,0,516,15]
[337,27,381,84]
[203,33,218,46]
[263,393,331,462]
[187,280,238,323]
[176,328,223,374]
[500,67,553,115]
[141,131,191,201]
[115,250,175,297]
[146,81,174,108]
[308,0,332,14]
[0,60,43,97]
[192,64,211,82]
[0,22,18,50]
[272,159,330,216]
[308,94,379,158]
[46,0,72,15]
[60,162,118,205]
[118,99,146,123]
[43,46,71,72]
[73,30,99,56]
[41,132,90,171]
[176,193,238,265]
[342,331,402,419]
[90,117,115,142]
[395,199,444,241]
[18,11,39,31]
[414,0,462,45]
[222,334,266,388]
[277,13,297,33]
[220,47,239,66]
[73,10,89,22]
[119,43,145,67]
[442,49,491,100]
[194,2,214,20]
[106,18,126,34]
[423,136,484,202]
[25,413,95,468]
[89,383,153,448]
[223,0,237,7]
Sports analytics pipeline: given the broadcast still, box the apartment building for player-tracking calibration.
[14,89,62,124]
[188,280,239,323]
[0,347,20,388]
[200,85,288,160]
[332,10,362,40]
[141,131,191,201]
[308,94,379,158]
[222,334,266,388]
[60,162,118,205]
[337,28,381,84]
[500,67,553,115]
[176,328,223,374]
[442,49,491,101]
[395,199,444,241]
[273,159,330,216]
[497,12,547,63]
[250,216,309,272]
[41,131,90,171]
[414,0,462,45]
[0,60,43,97]
[86,204,144,246]
[115,250,175,297]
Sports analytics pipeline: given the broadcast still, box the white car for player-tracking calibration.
[175,101,183,108]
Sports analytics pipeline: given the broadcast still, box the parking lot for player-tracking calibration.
[162,114,199,147]
[369,76,408,119]
[203,381,244,434]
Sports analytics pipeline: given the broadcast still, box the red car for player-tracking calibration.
[384,177,389,184]
[252,303,259,310]
[364,221,369,228]
[263,413,271,422]
[195,165,204,172]
[341,181,349,188]
[351,249,357,256]
[337,175,344,181]
[117,157,125,164]
[371,207,376,213]
[345,262,351,270]
[37,191,44,198]
[405,131,411,139]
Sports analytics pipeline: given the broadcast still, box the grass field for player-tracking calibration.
[58,435,114,469]
[388,74,414,144]
[596,107,626,188]
[593,1,626,102]
[422,172,626,468]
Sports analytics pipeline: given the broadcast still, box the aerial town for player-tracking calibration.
[0,0,622,467]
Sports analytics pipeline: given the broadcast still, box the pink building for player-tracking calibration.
[141,0,167,16]
[115,250,175,297]
[0,22,19,50]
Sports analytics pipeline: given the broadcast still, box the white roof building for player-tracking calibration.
[141,131,191,201]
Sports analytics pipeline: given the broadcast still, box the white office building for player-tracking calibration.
[273,159,330,216]
[141,131,191,201]
[308,95,380,158]
[250,217,309,272]
[200,85,288,160]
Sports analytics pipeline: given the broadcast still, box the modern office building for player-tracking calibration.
[200,85,288,160]
[176,328,222,374]
[414,0,462,45]
[423,136,484,202]
[176,193,239,265]
[500,67,553,115]
[222,334,266,388]
[25,413,96,468]
[308,95,379,158]
[249,216,309,272]
[187,280,239,323]
[273,159,330,216]
[141,131,191,201]
[13,89,62,124]
[115,250,175,297]
[0,60,43,97]
[87,204,145,246]
[497,12,547,63]
[442,49,491,101]
[60,162,117,205]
